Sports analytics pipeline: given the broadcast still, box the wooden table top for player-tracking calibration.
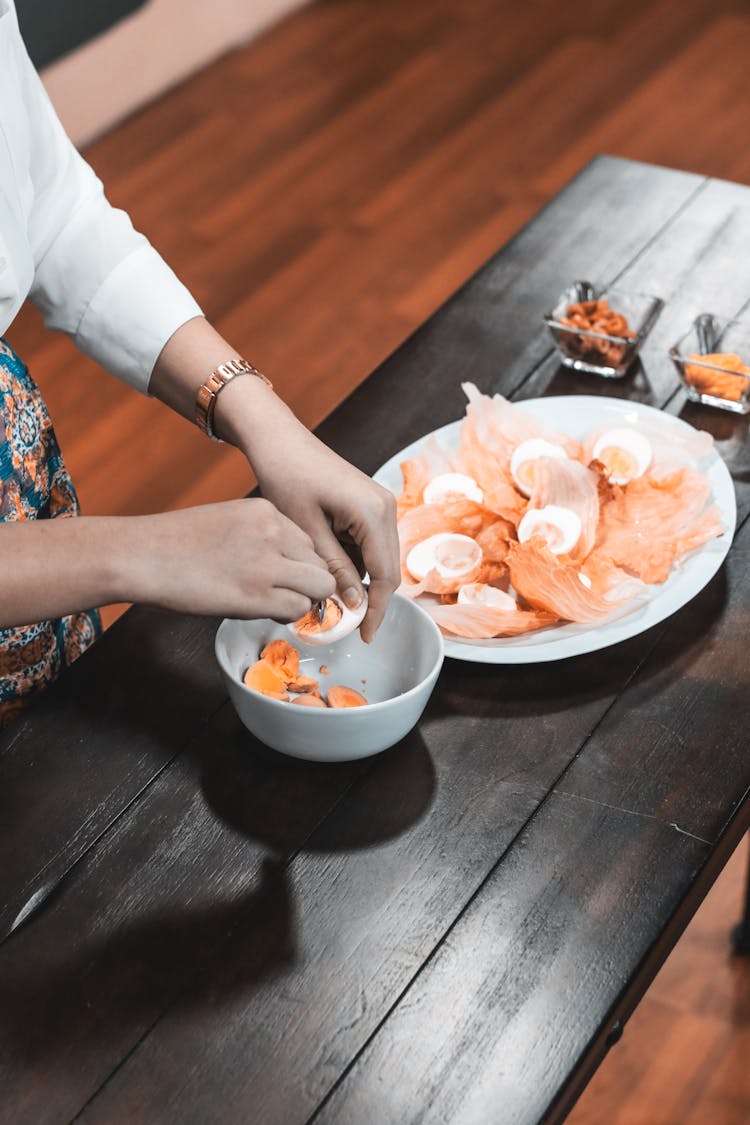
[1,155,749,1125]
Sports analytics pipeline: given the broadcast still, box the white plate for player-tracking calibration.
[373,396,737,663]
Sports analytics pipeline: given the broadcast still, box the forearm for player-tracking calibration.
[148,315,300,457]
[0,515,132,628]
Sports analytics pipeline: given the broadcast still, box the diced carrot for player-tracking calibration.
[319,664,329,676]
[243,660,288,700]
[260,639,299,681]
[291,694,328,708]
[327,685,367,709]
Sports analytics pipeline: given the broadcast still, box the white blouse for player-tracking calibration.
[0,0,202,392]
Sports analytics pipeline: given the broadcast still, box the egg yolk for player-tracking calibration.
[243,660,288,700]
[596,445,640,483]
[294,598,343,638]
[514,460,538,492]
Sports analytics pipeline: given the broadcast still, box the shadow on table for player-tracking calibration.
[679,400,750,483]
[198,723,436,854]
[0,857,295,1069]
[428,563,730,722]
[540,357,655,404]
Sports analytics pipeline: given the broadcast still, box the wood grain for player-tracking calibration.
[1,160,747,1124]
[2,0,750,1119]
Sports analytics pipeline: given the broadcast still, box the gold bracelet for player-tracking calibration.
[195,358,272,442]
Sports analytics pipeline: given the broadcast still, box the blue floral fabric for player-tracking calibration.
[0,338,101,723]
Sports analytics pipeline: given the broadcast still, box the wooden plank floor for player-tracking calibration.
[5,0,750,1120]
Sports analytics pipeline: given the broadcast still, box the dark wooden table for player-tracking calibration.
[2,155,749,1125]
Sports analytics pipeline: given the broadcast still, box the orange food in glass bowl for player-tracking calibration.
[684,352,750,404]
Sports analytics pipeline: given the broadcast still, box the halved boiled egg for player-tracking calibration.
[406,532,482,582]
[457,583,517,611]
[288,591,368,647]
[510,439,569,496]
[423,472,484,505]
[592,427,652,485]
[517,505,582,555]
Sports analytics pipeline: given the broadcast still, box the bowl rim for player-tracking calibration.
[215,593,445,716]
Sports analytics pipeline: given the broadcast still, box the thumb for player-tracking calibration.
[309,516,365,611]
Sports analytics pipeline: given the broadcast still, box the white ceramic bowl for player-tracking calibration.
[215,594,444,762]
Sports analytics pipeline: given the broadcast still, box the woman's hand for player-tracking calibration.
[0,499,335,629]
[215,383,401,642]
[149,317,401,640]
[128,498,337,621]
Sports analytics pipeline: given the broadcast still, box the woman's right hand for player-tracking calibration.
[125,498,337,621]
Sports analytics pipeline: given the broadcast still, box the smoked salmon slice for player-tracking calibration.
[428,601,557,639]
[526,457,600,560]
[397,436,458,518]
[596,468,723,583]
[507,538,624,623]
[398,498,513,596]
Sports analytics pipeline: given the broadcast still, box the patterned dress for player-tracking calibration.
[0,339,101,724]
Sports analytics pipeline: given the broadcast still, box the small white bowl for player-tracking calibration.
[215,594,444,762]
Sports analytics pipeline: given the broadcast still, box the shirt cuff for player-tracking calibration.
[74,242,203,394]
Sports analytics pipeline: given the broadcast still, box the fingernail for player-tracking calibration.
[343,586,362,609]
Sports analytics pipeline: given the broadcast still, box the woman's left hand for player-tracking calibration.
[216,379,401,642]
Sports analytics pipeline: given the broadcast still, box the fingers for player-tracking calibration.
[265,589,314,624]
[273,556,336,601]
[353,491,400,642]
[307,514,366,612]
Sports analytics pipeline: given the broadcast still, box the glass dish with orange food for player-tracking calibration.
[669,314,750,415]
[544,282,663,378]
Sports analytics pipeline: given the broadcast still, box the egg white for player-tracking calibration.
[406,532,482,582]
[288,591,368,647]
[510,439,569,496]
[517,505,582,555]
[423,472,484,505]
[592,427,652,484]
[457,583,517,611]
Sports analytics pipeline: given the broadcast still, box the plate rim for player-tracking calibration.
[373,395,737,664]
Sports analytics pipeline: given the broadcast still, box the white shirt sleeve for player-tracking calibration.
[7,2,203,393]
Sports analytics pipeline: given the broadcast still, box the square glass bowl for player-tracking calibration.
[669,314,750,415]
[544,283,663,378]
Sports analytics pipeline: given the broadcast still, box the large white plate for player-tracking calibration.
[373,396,737,663]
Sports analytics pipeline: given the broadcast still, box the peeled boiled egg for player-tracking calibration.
[592,427,652,485]
[406,532,482,582]
[457,583,517,611]
[517,505,582,555]
[510,439,569,496]
[423,472,484,505]
[288,591,368,647]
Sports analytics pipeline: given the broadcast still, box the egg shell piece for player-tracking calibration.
[287,593,368,647]
[517,505,582,555]
[510,438,569,496]
[457,583,517,611]
[423,472,484,505]
[592,427,652,484]
[405,532,483,582]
